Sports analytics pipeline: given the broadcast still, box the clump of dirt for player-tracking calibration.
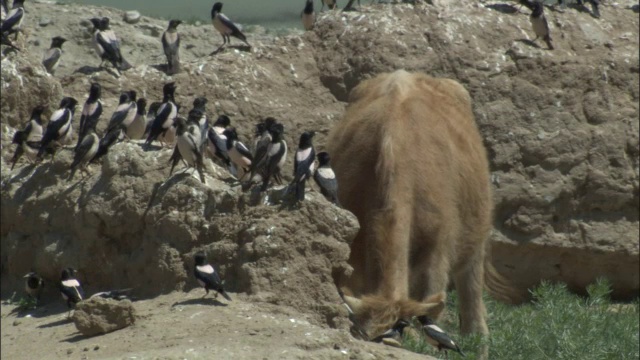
[73,297,136,336]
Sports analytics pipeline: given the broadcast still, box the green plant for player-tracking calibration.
[402,279,639,360]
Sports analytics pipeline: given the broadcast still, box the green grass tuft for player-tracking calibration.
[403,279,639,360]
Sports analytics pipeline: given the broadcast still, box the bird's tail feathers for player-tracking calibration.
[220,290,232,302]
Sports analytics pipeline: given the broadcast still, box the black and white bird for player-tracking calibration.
[89,288,134,301]
[418,316,465,358]
[187,96,209,152]
[69,127,99,180]
[126,97,148,140]
[94,17,132,72]
[193,252,232,301]
[246,117,277,186]
[170,116,206,183]
[162,19,181,75]
[37,96,78,160]
[521,0,553,50]
[0,0,25,41]
[106,90,137,136]
[143,101,162,139]
[313,151,340,205]
[301,0,315,31]
[223,127,253,181]
[207,115,231,166]
[24,272,45,305]
[321,0,337,11]
[371,319,410,346]
[291,131,316,202]
[42,36,67,75]
[210,2,250,54]
[11,104,46,170]
[60,267,84,317]
[90,125,122,163]
[146,82,178,147]
[76,82,103,150]
[260,123,287,191]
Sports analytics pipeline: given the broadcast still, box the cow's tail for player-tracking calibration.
[484,247,528,304]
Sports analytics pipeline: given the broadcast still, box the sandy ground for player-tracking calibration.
[1,290,432,360]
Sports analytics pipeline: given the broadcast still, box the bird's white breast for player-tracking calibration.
[62,279,80,287]
[196,264,215,274]
[296,147,312,162]
[317,167,335,179]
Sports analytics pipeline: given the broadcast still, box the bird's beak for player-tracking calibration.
[23,274,30,278]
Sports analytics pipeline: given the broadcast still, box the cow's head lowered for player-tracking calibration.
[341,291,446,340]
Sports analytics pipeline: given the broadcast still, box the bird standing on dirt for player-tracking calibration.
[418,316,465,358]
[207,115,231,167]
[76,82,103,150]
[210,2,250,54]
[126,98,148,140]
[170,116,206,183]
[69,127,99,180]
[521,0,554,50]
[371,319,410,347]
[193,252,232,301]
[162,19,181,75]
[223,127,253,181]
[0,0,25,41]
[301,0,315,31]
[260,123,287,191]
[42,36,67,75]
[11,105,46,170]
[93,17,132,73]
[24,272,44,306]
[60,267,85,317]
[291,131,316,202]
[313,151,340,206]
[146,82,178,147]
[37,96,78,161]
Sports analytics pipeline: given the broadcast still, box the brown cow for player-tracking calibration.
[328,70,517,340]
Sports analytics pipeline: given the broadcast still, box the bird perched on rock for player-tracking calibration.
[126,98,148,140]
[162,19,182,75]
[418,316,465,358]
[146,82,178,147]
[291,131,316,202]
[11,104,46,170]
[77,82,103,150]
[260,123,287,191]
[143,101,162,139]
[89,288,134,301]
[223,127,253,181]
[301,0,315,31]
[24,272,44,306]
[521,0,553,50]
[313,151,340,205]
[207,115,231,167]
[60,267,84,317]
[187,96,209,152]
[69,127,99,180]
[37,96,78,160]
[42,36,67,75]
[90,125,123,163]
[0,0,25,41]
[210,2,250,54]
[106,90,137,136]
[372,319,410,347]
[170,116,206,183]
[321,0,337,11]
[193,252,232,301]
[93,17,132,73]
[246,117,277,186]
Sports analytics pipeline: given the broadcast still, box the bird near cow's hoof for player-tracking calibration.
[419,316,465,358]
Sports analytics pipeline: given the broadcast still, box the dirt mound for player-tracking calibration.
[73,297,136,336]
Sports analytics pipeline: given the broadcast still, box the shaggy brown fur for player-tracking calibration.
[328,70,519,340]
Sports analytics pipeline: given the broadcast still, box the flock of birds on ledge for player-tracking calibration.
[1,0,606,68]
[0,0,610,357]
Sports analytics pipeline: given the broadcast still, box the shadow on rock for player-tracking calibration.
[485,3,520,14]
[516,38,542,49]
[74,65,102,75]
[38,317,73,328]
[171,297,228,307]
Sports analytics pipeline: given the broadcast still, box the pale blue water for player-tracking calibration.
[70,0,312,31]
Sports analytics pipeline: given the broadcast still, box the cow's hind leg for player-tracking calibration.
[453,250,488,336]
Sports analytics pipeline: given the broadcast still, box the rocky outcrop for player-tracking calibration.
[73,297,136,336]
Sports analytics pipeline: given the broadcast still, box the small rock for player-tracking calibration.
[67,349,74,355]
[12,320,21,326]
[39,17,52,27]
[72,298,136,336]
[124,10,141,24]
[94,345,100,351]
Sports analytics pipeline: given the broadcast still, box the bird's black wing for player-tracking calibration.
[91,127,121,162]
[42,48,62,71]
[96,30,122,63]
[40,110,70,149]
[70,133,97,170]
[294,148,315,183]
[423,326,459,352]
[146,102,174,144]
[0,7,23,34]
[12,128,26,144]
[314,168,338,198]
[107,104,132,133]
[218,13,247,42]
